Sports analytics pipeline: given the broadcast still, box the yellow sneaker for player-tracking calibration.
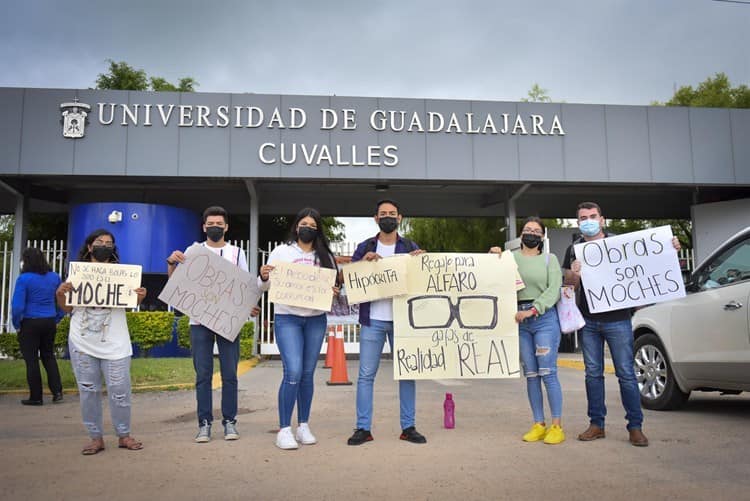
[522,423,547,442]
[543,424,565,445]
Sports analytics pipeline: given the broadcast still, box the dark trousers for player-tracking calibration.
[18,318,62,400]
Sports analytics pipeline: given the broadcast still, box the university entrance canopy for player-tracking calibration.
[0,87,748,219]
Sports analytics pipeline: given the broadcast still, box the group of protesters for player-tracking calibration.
[12,198,679,453]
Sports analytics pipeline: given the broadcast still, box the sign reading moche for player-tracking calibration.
[63,100,566,168]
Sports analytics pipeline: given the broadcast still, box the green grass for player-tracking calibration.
[0,357,214,393]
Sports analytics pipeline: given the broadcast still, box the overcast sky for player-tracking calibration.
[2,0,748,241]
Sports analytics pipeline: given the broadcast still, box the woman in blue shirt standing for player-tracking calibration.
[11,247,63,406]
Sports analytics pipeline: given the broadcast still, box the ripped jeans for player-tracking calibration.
[69,341,132,439]
[518,306,563,423]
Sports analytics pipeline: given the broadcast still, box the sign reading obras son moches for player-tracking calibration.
[66,262,142,308]
[158,245,262,342]
[575,226,686,314]
[269,262,337,311]
[342,255,409,304]
[393,252,521,380]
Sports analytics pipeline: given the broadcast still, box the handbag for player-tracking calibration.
[544,254,585,333]
[556,285,585,333]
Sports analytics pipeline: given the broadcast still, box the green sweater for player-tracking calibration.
[513,251,562,315]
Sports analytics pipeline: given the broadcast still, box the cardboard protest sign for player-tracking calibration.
[158,245,262,341]
[342,255,409,304]
[393,252,520,380]
[269,262,337,311]
[66,261,142,308]
[574,226,685,314]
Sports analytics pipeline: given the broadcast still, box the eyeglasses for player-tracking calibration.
[92,239,114,248]
[407,295,498,329]
[522,229,544,236]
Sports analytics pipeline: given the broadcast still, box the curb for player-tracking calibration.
[557,358,615,374]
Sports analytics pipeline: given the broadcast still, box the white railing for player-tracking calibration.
[0,240,67,332]
[1,240,696,353]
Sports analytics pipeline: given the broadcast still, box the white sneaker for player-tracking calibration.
[295,423,317,445]
[275,427,299,450]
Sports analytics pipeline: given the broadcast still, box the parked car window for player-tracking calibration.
[695,236,750,291]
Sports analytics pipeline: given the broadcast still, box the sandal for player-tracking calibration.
[81,438,105,455]
[118,436,143,451]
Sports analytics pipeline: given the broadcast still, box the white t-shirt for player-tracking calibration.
[369,241,397,321]
[188,242,248,325]
[259,242,335,317]
[69,307,132,360]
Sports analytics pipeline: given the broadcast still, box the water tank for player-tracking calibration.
[68,202,201,272]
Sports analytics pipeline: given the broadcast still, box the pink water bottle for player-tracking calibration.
[443,393,455,429]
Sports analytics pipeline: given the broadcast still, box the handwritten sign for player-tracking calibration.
[575,226,685,313]
[158,245,262,341]
[269,262,337,311]
[66,261,142,308]
[342,255,409,304]
[393,252,520,380]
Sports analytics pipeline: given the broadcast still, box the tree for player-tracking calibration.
[521,83,551,103]
[96,59,198,92]
[96,60,148,91]
[606,219,692,249]
[149,76,199,92]
[662,72,750,108]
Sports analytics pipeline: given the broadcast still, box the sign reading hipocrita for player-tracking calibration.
[158,245,261,341]
[392,252,520,380]
[342,255,409,304]
[66,262,142,308]
[269,262,337,311]
[575,226,685,313]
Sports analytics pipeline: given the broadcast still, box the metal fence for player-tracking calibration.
[0,240,67,332]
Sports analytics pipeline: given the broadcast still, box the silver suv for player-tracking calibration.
[632,227,750,410]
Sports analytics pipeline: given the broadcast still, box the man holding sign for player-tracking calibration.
[346,199,427,447]
[167,206,249,444]
[562,202,681,447]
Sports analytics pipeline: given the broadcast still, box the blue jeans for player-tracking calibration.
[518,307,563,423]
[190,324,240,425]
[581,318,643,430]
[356,319,416,431]
[274,313,327,428]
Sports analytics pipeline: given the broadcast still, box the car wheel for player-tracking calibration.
[634,333,689,410]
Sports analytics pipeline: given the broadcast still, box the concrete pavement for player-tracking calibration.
[1,355,749,501]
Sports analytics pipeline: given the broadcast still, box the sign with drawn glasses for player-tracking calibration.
[393,252,521,380]
[407,295,498,330]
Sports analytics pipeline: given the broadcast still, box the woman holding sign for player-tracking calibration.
[491,217,564,444]
[258,208,340,450]
[56,229,147,455]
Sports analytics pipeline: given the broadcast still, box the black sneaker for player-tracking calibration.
[347,428,373,446]
[52,393,64,403]
[400,426,427,444]
[21,399,43,406]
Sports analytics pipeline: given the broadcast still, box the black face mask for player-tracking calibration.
[521,233,543,250]
[91,246,114,262]
[297,226,317,244]
[378,217,399,234]
[206,226,225,243]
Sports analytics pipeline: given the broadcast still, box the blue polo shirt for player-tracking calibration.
[11,271,62,330]
[351,234,418,326]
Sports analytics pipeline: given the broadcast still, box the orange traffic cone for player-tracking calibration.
[324,326,335,369]
[327,325,352,385]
